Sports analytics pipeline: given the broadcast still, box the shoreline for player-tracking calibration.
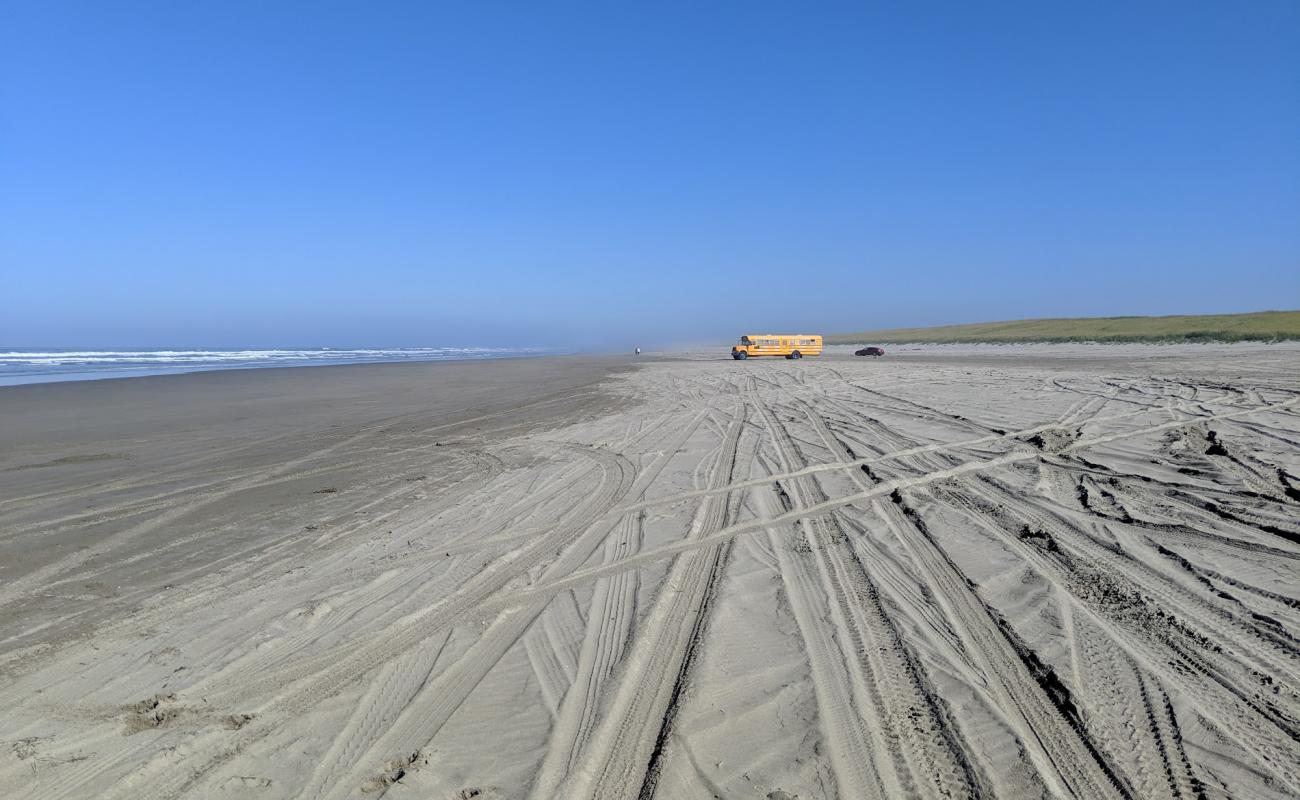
[0,349,567,388]
[0,353,632,452]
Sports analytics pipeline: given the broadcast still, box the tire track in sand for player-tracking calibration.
[941,481,1300,795]
[557,402,746,800]
[478,394,1300,619]
[527,406,713,796]
[614,394,1264,517]
[757,396,985,799]
[84,443,635,800]
[1070,609,1205,800]
[798,399,1127,799]
[0,426,387,610]
[189,450,599,705]
[306,411,712,800]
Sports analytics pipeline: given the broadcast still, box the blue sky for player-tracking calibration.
[3,1,1298,348]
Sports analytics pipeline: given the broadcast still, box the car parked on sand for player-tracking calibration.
[855,347,885,357]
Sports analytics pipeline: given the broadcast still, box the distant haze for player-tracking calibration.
[4,3,1298,350]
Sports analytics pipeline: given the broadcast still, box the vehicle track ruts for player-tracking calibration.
[613,394,1263,518]
[1068,467,1300,561]
[8,453,583,797]
[1226,416,1300,449]
[0,469,450,655]
[529,409,713,799]
[0,423,395,610]
[3,455,509,676]
[298,630,453,800]
[1167,486,1300,546]
[1056,393,1114,428]
[1153,542,1299,615]
[85,444,637,800]
[752,475,890,798]
[185,452,604,705]
[938,483,1300,795]
[300,413,711,799]
[26,446,531,660]
[1,386,556,536]
[1,413,513,611]
[10,355,1300,800]
[558,403,746,800]
[459,395,1300,623]
[974,473,1300,690]
[798,399,1123,799]
[522,588,586,714]
[1173,423,1298,505]
[1070,606,1207,800]
[827,374,1008,437]
[2,376,616,563]
[213,445,637,706]
[38,366,1295,800]
[756,392,984,800]
[1052,377,1172,410]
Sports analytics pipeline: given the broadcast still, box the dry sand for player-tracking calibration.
[1,345,1298,799]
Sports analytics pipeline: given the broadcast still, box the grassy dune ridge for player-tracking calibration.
[828,310,1300,345]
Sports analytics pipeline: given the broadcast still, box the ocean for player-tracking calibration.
[0,347,549,386]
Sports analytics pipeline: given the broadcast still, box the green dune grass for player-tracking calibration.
[828,310,1300,345]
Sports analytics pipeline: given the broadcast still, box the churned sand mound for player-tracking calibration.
[1,345,1298,799]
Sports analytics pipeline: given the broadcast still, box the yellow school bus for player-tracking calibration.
[731,334,823,360]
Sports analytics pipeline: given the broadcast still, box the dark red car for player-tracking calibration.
[854,347,885,357]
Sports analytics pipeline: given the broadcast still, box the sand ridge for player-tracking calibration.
[1,345,1298,798]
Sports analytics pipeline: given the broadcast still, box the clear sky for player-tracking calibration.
[3,1,1298,348]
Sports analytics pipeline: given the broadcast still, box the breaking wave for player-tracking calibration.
[0,347,549,385]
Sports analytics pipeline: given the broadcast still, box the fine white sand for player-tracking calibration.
[1,345,1298,799]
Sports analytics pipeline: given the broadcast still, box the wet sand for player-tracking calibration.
[1,345,1298,799]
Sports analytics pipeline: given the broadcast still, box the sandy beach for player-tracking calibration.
[2,345,1298,799]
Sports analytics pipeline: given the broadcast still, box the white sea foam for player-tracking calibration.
[0,348,526,365]
[0,347,549,385]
